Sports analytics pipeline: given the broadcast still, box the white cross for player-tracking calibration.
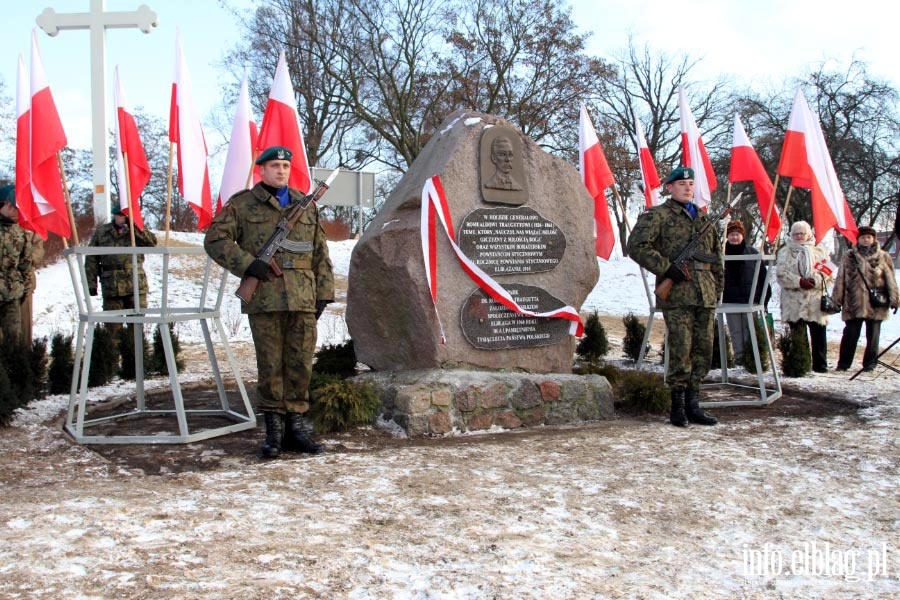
[37,1,158,225]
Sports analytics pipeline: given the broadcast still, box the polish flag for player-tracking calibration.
[14,53,45,238]
[217,73,258,212]
[678,85,717,209]
[26,31,70,239]
[729,113,780,242]
[777,88,858,244]
[257,51,311,194]
[634,115,661,207]
[113,66,150,231]
[578,104,616,259]
[169,31,213,230]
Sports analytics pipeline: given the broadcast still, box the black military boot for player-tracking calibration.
[285,412,324,454]
[669,388,688,427]
[260,411,284,458]
[684,388,718,426]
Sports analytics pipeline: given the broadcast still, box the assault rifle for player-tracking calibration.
[654,193,742,302]
[235,168,340,303]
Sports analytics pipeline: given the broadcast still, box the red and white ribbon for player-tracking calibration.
[420,175,584,344]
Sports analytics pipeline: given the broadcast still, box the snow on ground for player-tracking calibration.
[3,235,900,599]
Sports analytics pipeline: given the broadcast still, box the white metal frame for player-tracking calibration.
[702,253,781,407]
[63,245,256,444]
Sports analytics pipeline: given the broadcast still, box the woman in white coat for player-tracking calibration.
[775,221,833,372]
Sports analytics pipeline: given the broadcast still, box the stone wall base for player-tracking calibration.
[354,369,615,437]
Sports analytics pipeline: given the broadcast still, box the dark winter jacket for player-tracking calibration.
[722,241,771,306]
[832,242,899,321]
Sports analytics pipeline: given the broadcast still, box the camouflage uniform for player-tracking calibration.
[204,183,334,414]
[20,232,44,344]
[85,221,157,311]
[0,215,35,346]
[626,198,724,391]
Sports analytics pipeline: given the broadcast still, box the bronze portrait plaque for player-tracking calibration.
[460,284,571,349]
[480,126,528,205]
[457,206,566,275]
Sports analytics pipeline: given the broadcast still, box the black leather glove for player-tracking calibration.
[799,277,816,290]
[315,300,331,320]
[245,259,272,281]
[88,287,98,297]
[892,306,898,315]
[664,264,688,283]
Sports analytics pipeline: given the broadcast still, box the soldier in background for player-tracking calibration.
[626,167,724,427]
[204,145,334,458]
[0,184,36,347]
[85,202,157,315]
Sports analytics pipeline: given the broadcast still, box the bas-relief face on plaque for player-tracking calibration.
[460,284,571,349]
[480,126,528,205]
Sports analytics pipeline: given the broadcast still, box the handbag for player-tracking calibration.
[820,280,841,314]
[853,254,891,308]
[869,287,890,308]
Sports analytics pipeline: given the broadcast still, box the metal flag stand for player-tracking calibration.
[849,336,900,380]
[63,245,256,444]
[702,253,782,406]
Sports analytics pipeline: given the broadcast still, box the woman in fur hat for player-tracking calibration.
[722,220,771,362]
[832,226,899,371]
[775,221,833,372]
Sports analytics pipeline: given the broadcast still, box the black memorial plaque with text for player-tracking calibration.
[457,207,566,276]
[460,284,571,349]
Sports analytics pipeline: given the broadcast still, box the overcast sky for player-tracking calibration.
[4,0,897,157]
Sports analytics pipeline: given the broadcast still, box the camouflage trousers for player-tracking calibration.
[0,299,22,346]
[248,311,317,414]
[663,306,715,391]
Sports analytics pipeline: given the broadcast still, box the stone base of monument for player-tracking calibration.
[354,370,614,437]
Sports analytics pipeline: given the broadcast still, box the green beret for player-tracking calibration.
[0,184,16,208]
[255,146,293,165]
[664,166,694,184]
[111,201,123,216]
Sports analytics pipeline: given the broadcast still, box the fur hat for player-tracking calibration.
[789,220,812,238]
[857,225,877,238]
[726,220,745,236]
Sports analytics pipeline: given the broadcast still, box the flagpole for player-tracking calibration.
[123,152,137,247]
[773,184,796,255]
[725,183,733,249]
[165,141,175,246]
[56,152,79,246]
[612,185,655,310]
[245,150,258,189]
[761,174,781,253]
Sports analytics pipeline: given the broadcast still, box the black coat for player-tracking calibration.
[722,241,770,306]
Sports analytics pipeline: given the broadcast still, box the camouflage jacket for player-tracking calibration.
[204,184,334,315]
[84,222,157,298]
[0,217,35,303]
[626,199,724,309]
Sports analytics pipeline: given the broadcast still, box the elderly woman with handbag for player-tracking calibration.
[775,221,833,373]
[832,225,900,371]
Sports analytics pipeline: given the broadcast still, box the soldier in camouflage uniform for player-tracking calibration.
[0,185,36,347]
[204,146,334,458]
[85,202,158,312]
[626,167,723,427]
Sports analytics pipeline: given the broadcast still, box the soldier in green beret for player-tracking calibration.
[626,166,723,427]
[0,184,37,347]
[204,145,334,458]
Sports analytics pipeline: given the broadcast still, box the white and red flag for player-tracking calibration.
[169,31,213,230]
[634,115,661,207]
[678,85,717,209]
[22,31,71,239]
[14,53,44,238]
[257,51,311,193]
[113,66,150,231]
[578,104,616,260]
[420,175,584,344]
[217,73,258,212]
[777,88,858,244]
[729,113,781,242]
